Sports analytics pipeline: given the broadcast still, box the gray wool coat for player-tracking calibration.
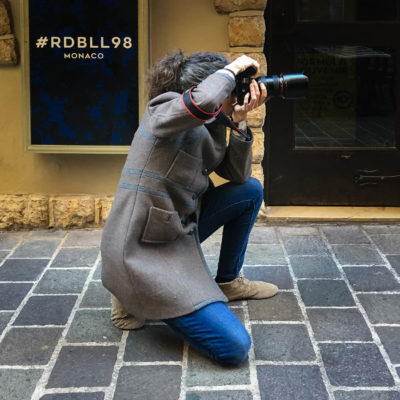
[100,71,254,320]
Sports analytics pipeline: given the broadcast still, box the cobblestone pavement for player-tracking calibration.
[0,224,400,400]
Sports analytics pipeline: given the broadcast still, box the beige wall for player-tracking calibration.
[0,0,228,195]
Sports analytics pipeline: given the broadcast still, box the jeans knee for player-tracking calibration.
[213,330,251,365]
[245,177,263,207]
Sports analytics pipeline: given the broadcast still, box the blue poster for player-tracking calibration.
[29,0,138,146]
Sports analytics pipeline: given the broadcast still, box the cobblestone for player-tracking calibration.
[0,224,399,399]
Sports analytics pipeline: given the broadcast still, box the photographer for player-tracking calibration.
[100,51,278,365]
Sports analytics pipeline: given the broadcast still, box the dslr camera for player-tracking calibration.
[235,66,309,105]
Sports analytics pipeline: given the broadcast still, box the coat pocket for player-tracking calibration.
[141,206,182,243]
[166,150,202,189]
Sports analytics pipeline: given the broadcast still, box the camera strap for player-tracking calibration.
[216,111,251,141]
[182,87,251,141]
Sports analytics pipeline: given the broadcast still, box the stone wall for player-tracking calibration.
[0,0,17,64]
[0,195,113,230]
[216,0,268,218]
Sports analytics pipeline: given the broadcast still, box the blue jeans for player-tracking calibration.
[163,177,263,364]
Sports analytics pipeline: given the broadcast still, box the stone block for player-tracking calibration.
[248,226,278,244]
[124,325,183,362]
[357,294,400,324]
[47,345,118,388]
[363,224,400,234]
[248,292,303,321]
[0,327,62,365]
[0,0,11,35]
[11,239,60,258]
[257,365,329,400]
[282,235,329,256]
[204,254,218,276]
[0,250,7,261]
[252,129,264,163]
[66,309,122,343]
[251,163,264,187]
[34,269,90,294]
[187,349,250,387]
[320,343,394,387]
[0,231,24,249]
[63,229,102,247]
[248,105,266,127]
[387,254,400,275]
[370,234,400,254]
[40,394,105,400]
[331,244,384,265]
[0,369,42,400]
[51,247,99,268]
[298,280,355,307]
[229,16,265,47]
[114,366,181,400]
[80,281,111,308]
[243,265,293,289]
[334,391,400,400]
[92,260,102,280]
[50,196,95,228]
[24,195,49,227]
[344,266,400,292]
[14,295,77,326]
[307,308,372,342]
[322,225,369,244]
[0,36,17,65]
[375,326,400,364]
[252,324,315,361]
[99,196,114,223]
[187,391,252,400]
[252,168,266,219]
[0,282,32,310]
[279,226,320,236]
[0,1,17,65]
[0,258,48,281]
[289,255,341,279]
[244,243,286,265]
[0,312,12,335]
[0,195,27,230]
[27,229,66,240]
[214,0,268,14]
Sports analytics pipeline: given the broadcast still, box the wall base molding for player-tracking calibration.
[266,206,400,222]
[0,194,113,230]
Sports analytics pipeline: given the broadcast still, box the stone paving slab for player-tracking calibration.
[0,224,399,400]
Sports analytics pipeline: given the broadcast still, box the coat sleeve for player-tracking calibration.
[147,72,236,137]
[214,129,254,183]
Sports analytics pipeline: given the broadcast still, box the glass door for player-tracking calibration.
[265,0,400,205]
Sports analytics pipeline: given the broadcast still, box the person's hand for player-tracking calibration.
[232,79,268,123]
[225,55,260,76]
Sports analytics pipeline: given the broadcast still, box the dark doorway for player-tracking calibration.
[264,0,400,205]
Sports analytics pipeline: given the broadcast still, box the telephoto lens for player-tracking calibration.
[258,74,309,100]
[235,66,309,105]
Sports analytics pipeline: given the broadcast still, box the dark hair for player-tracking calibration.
[147,50,229,100]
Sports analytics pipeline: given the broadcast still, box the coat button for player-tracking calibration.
[202,168,209,176]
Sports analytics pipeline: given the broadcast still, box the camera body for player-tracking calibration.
[234,66,309,105]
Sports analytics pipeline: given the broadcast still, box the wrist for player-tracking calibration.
[222,67,236,79]
[225,64,240,75]
[231,112,247,124]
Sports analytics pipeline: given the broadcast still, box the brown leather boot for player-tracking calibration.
[111,295,145,330]
[218,275,278,301]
